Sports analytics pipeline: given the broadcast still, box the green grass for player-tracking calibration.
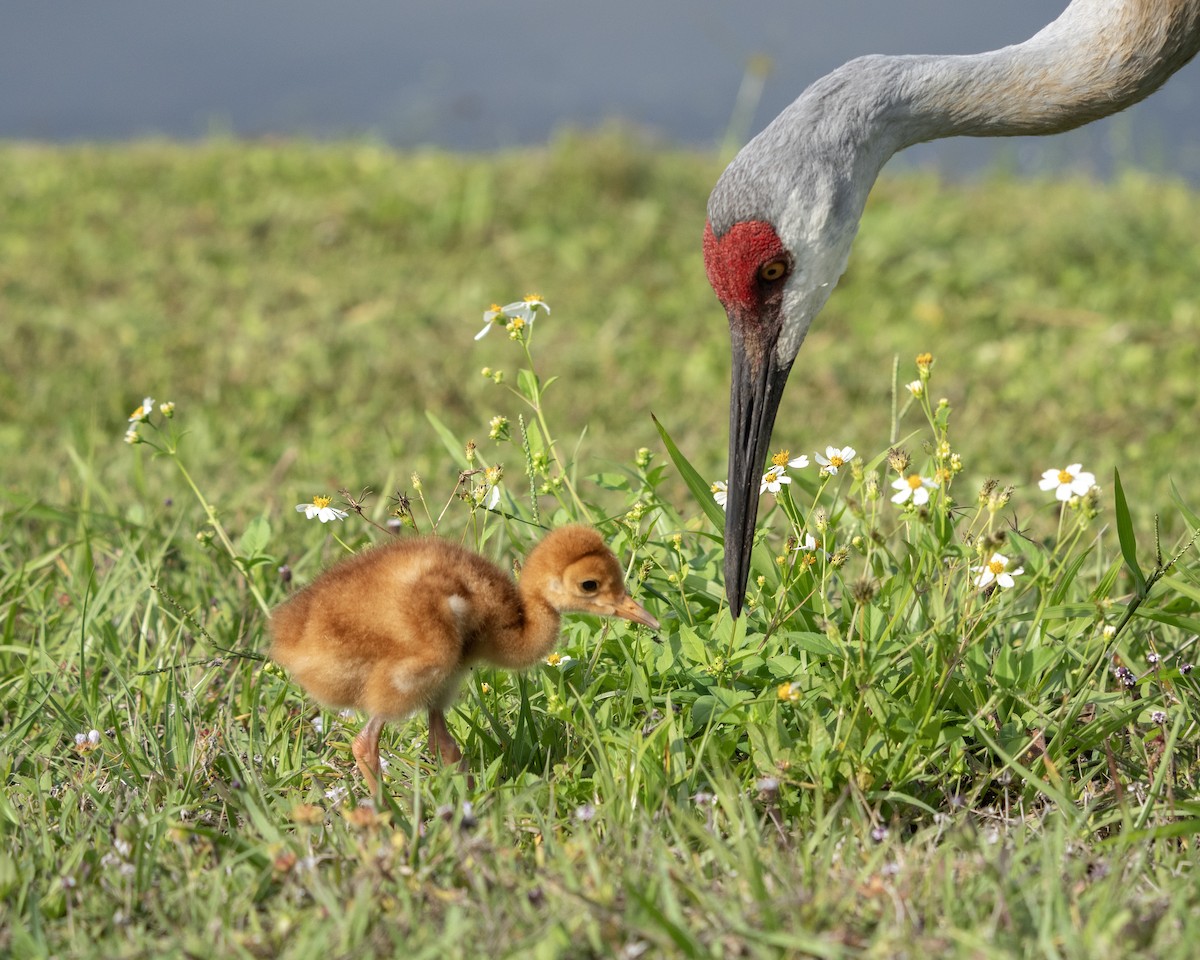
[3,132,1200,958]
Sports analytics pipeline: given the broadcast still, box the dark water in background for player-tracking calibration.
[5,0,1200,179]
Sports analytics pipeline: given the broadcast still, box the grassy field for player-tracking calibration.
[3,133,1200,958]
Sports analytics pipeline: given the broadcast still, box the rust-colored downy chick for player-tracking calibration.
[269,524,659,790]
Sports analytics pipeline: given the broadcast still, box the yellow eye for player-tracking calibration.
[759,260,787,282]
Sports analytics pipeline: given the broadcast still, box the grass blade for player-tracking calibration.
[652,414,725,532]
[1113,468,1147,597]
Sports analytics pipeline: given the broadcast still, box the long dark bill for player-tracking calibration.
[724,329,793,617]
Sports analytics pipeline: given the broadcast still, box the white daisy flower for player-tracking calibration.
[710,480,728,508]
[815,445,856,475]
[794,531,818,553]
[760,467,791,494]
[891,473,937,506]
[474,295,551,340]
[972,553,1024,590]
[769,449,809,471]
[128,396,155,423]
[1038,463,1096,501]
[296,495,349,523]
[475,303,507,341]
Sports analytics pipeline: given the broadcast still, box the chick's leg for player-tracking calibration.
[352,715,385,792]
[361,636,461,779]
[427,707,463,765]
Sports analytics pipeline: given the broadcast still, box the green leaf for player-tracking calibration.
[517,368,540,404]
[677,625,709,665]
[652,414,725,532]
[238,514,271,556]
[1113,468,1147,597]
[1169,478,1200,532]
[424,410,470,468]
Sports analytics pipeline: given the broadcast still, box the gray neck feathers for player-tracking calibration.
[709,0,1200,234]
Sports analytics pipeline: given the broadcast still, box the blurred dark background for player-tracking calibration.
[5,0,1199,177]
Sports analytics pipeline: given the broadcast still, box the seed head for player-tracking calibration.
[978,478,998,506]
[849,576,879,604]
[887,447,911,475]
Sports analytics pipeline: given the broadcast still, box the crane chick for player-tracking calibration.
[269,524,659,790]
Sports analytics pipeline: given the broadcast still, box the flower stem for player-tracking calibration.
[170,455,271,617]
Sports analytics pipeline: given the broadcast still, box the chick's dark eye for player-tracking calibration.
[758,260,788,283]
[580,579,599,593]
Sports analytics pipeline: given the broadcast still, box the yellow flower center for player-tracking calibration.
[546,652,562,666]
[523,294,543,303]
[489,303,502,313]
[916,352,934,368]
[509,317,525,330]
[828,456,844,468]
[130,405,146,419]
[1058,469,1074,484]
[312,495,332,508]
[988,559,1005,575]
[907,474,924,490]
[710,482,722,494]
[800,553,817,567]
[771,450,790,467]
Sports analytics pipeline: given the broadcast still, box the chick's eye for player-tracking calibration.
[580,579,599,593]
[758,260,788,283]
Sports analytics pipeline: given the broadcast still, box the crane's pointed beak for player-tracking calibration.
[612,594,661,631]
[724,330,792,618]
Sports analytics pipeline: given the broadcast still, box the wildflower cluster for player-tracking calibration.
[710,446,861,509]
[474,295,550,342]
[699,354,1124,610]
[1113,663,1138,688]
[122,395,175,445]
[467,464,504,511]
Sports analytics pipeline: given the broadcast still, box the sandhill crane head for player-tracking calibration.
[705,132,867,619]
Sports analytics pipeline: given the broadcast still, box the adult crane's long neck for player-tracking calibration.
[886,0,1200,147]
